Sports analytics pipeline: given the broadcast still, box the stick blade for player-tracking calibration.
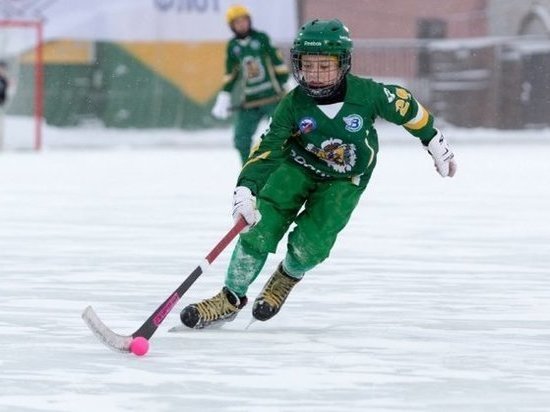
[82,306,132,353]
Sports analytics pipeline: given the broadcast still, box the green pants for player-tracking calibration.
[225,162,370,297]
[234,103,278,163]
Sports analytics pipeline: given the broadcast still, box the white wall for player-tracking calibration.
[0,0,299,43]
[488,0,550,36]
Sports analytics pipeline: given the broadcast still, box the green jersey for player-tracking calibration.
[238,74,436,194]
[223,30,289,104]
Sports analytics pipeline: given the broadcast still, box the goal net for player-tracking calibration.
[0,20,43,150]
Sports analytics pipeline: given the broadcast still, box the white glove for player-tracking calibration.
[425,129,457,177]
[211,91,231,120]
[232,186,261,231]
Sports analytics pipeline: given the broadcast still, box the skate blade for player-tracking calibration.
[244,318,257,330]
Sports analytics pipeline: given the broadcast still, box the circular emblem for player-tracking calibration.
[343,114,363,132]
[299,117,316,134]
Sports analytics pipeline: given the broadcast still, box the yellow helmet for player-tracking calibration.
[226,5,250,24]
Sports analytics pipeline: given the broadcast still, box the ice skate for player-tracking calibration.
[252,264,300,321]
[180,287,247,329]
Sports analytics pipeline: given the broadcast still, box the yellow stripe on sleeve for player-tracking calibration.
[404,102,429,130]
[243,150,271,168]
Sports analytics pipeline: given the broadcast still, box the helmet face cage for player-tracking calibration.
[291,51,351,98]
[290,19,353,98]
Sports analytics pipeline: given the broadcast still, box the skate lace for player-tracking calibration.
[196,291,238,321]
[261,271,298,308]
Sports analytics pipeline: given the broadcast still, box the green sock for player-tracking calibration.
[282,254,306,279]
[225,239,268,297]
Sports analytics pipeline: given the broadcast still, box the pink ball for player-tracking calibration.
[129,336,150,356]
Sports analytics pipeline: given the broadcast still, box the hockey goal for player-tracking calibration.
[0,19,43,151]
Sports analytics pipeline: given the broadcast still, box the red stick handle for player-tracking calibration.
[205,217,247,263]
[132,217,248,339]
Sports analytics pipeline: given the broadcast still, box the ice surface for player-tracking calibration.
[1,118,550,411]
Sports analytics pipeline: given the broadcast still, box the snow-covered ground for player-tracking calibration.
[1,117,550,411]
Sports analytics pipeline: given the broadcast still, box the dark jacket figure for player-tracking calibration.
[0,75,8,106]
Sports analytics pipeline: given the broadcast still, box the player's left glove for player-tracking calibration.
[424,129,457,177]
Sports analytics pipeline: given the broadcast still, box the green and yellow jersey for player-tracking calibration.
[223,30,289,105]
[238,74,436,194]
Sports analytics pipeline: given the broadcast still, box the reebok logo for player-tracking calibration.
[304,41,322,46]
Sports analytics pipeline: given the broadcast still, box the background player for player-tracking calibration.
[210,4,290,164]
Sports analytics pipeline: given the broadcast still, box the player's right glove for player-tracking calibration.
[232,186,261,232]
[211,91,231,120]
[424,129,457,178]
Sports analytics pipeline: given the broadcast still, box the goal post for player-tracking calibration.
[0,19,43,151]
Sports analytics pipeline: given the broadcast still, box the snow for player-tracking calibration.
[1,117,550,411]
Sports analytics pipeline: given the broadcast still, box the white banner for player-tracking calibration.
[0,0,298,42]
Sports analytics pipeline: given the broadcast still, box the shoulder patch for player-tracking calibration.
[298,117,317,134]
[343,114,363,132]
[251,39,261,50]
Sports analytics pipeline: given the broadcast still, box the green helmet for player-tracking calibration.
[291,19,353,98]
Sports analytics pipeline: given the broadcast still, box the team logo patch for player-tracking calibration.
[305,138,357,173]
[251,39,261,50]
[298,117,317,134]
[343,114,363,132]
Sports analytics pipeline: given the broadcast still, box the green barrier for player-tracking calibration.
[8,42,227,129]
